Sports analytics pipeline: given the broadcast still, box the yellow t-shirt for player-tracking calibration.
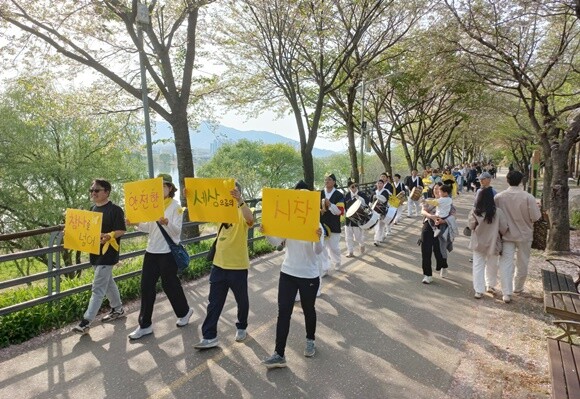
[213,208,253,270]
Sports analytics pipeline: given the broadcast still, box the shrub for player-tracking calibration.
[571,210,580,229]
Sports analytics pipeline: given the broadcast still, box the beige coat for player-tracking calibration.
[468,208,509,256]
[494,186,541,242]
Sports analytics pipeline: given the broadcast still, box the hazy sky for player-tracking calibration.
[219,109,349,152]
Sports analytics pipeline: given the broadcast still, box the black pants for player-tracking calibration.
[201,266,249,339]
[275,272,320,357]
[420,222,448,276]
[139,252,189,328]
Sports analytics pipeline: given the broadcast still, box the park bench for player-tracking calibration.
[542,259,580,321]
[548,335,580,399]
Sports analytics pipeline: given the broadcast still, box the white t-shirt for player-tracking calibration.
[267,224,324,279]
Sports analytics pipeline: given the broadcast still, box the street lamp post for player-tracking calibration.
[136,2,154,178]
[359,79,366,184]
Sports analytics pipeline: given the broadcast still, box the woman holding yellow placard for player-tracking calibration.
[261,180,324,369]
[127,174,193,340]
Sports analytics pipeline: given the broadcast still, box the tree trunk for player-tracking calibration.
[547,145,570,252]
[170,114,198,238]
[302,148,315,189]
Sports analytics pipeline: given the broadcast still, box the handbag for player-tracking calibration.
[463,226,471,236]
[206,223,226,262]
[156,222,190,272]
[531,210,549,251]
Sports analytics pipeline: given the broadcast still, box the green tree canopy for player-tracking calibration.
[196,140,303,198]
[0,76,145,236]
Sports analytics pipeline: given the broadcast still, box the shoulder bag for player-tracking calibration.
[206,223,226,262]
[156,222,190,272]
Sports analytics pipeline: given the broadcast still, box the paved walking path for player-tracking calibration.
[0,185,491,399]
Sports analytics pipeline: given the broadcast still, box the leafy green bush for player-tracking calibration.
[571,210,580,229]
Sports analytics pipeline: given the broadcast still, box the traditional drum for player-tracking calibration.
[371,194,388,218]
[410,187,422,202]
[345,199,380,230]
[396,191,406,203]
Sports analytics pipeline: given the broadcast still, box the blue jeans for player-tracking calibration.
[84,265,122,322]
[201,266,249,339]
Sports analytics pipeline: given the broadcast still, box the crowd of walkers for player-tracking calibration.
[72,160,541,370]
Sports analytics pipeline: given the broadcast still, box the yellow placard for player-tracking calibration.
[185,178,238,223]
[123,178,165,223]
[261,188,320,242]
[63,209,103,255]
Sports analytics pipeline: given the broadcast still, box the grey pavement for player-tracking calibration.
[0,186,488,399]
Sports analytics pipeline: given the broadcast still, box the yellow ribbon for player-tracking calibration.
[164,197,185,214]
[101,231,119,254]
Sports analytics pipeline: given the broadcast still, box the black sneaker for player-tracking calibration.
[102,307,125,322]
[73,319,90,334]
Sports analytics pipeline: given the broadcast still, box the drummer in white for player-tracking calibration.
[344,178,370,257]
[404,169,423,217]
[372,180,390,246]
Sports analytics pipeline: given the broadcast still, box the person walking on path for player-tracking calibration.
[320,173,345,274]
[468,187,508,299]
[194,181,255,349]
[494,171,541,303]
[344,178,369,257]
[127,174,193,340]
[419,183,454,283]
[73,179,127,334]
[404,169,422,217]
[261,180,324,369]
[372,179,390,246]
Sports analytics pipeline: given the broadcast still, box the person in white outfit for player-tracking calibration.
[468,187,509,299]
[262,180,324,368]
[372,179,389,246]
[404,169,422,217]
[494,171,541,303]
[344,178,369,257]
[320,173,345,274]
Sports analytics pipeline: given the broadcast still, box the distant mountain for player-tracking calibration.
[151,120,336,158]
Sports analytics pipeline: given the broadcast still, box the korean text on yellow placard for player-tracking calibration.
[63,209,103,255]
[185,178,238,223]
[261,188,320,242]
[123,178,165,223]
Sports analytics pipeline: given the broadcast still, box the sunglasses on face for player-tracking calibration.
[89,189,104,193]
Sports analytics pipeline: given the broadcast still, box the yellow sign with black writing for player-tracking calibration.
[261,188,320,242]
[185,178,238,223]
[63,209,103,254]
[123,178,165,223]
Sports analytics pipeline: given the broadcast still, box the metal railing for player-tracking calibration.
[0,201,264,317]
[0,183,380,317]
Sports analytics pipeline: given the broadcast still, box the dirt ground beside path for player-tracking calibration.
[446,230,580,399]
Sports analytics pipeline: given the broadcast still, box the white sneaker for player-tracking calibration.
[439,268,448,278]
[345,252,354,258]
[422,275,433,284]
[502,295,511,303]
[474,292,483,299]
[176,308,193,327]
[194,337,219,349]
[235,329,247,342]
[128,325,153,340]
